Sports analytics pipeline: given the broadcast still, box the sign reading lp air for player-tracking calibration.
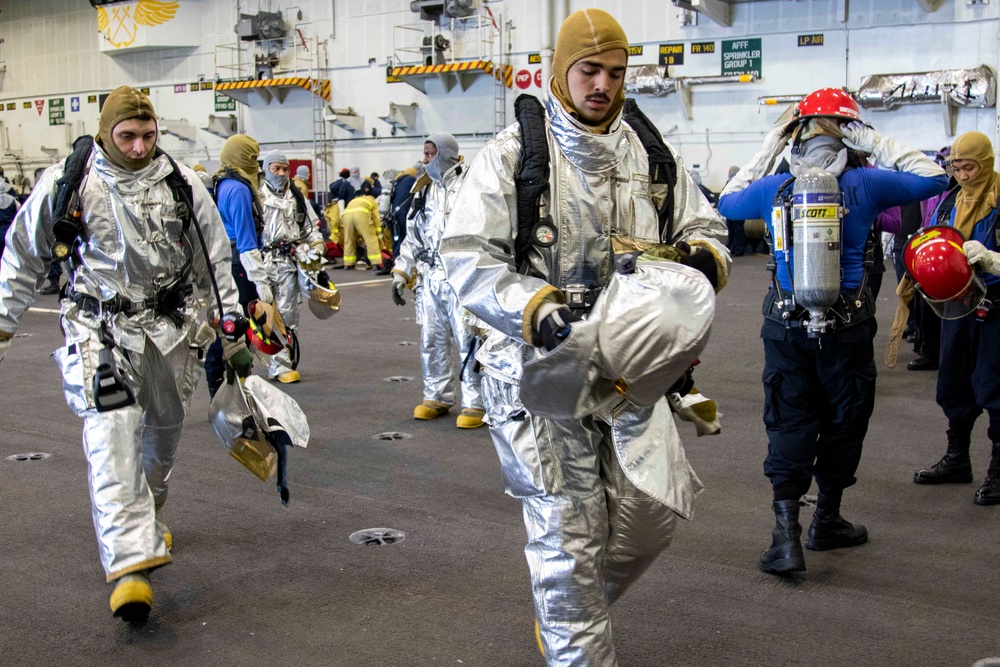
[532,220,557,247]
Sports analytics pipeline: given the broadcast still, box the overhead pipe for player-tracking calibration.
[855,65,996,111]
[539,0,554,96]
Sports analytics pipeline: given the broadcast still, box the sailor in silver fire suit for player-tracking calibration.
[0,87,247,622]
[439,10,729,665]
[391,134,484,429]
[258,150,326,383]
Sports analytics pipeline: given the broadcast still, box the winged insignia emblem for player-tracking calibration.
[98,0,180,49]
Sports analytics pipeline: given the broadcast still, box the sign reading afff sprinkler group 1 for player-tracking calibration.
[721,38,762,78]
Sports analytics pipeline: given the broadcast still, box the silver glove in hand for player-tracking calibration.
[721,122,793,197]
[964,240,1000,275]
[391,274,407,306]
[255,282,274,304]
[840,120,879,154]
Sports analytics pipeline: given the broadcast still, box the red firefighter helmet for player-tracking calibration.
[795,88,862,122]
[904,225,986,319]
[246,300,292,355]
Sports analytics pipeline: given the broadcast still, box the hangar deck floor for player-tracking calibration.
[1,254,997,666]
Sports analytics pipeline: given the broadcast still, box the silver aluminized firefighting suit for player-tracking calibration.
[393,163,482,411]
[0,147,240,582]
[258,181,323,378]
[439,94,730,666]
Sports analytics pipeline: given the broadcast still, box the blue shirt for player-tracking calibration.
[718,168,948,292]
[215,178,259,254]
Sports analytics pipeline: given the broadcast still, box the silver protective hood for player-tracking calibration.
[263,149,289,192]
[520,259,715,420]
[424,133,459,184]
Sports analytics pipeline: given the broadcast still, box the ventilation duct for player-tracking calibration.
[856,65,996,111]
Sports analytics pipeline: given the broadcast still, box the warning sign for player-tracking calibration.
[721,38,762,78]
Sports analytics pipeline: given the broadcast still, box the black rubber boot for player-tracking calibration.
[914,420,974,484]
[759,500,806,574]
[974,443,1000,506]
[806,491,868,551]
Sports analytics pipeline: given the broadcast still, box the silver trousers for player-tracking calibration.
[54,320,202,582]
[267,258,307,378]
[414,273,482,409]
[482,374,679,667]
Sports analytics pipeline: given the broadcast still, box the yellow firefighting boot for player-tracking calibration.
[155,511,172,552]
[413,400,450,420]
[456,408,486,429]
[277,370,301,384]
[110,571,153,623]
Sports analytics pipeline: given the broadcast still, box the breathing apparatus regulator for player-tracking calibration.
[904,225,988,320]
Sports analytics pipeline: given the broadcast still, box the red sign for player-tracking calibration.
[515,69,532,90]
[174,84,187,93]
[34,100,45,115]
[534,69,542,88]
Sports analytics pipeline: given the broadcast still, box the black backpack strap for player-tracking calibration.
[157,149,194,233]
[622,98,677,242]
[50,135,96,261]
[513,94,550,272]
[286,179,312,235]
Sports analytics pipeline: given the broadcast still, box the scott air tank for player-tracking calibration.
[792,167,843,337]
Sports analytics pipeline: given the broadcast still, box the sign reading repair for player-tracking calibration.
[721,38,762,78]
[658,44,684,67]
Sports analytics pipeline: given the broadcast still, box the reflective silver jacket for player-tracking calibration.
[440,95,728,517]
[393,161,467,287]
[441,93,729,347]
[0,147,240,355]
[259,183,322,250]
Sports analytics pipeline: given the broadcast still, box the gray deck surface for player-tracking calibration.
[1,254,997,666]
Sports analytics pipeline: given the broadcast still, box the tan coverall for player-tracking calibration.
[342,195,383,267]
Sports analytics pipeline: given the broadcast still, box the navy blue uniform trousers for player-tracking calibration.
[761,311,878,500]
[937,311,1000,442]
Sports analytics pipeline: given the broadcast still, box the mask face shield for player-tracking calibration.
[922,272,986,320]
[904,225,985,319]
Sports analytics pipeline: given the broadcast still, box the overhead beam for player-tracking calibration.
[915,0,945,11]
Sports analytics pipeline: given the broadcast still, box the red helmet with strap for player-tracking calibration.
[246,300,291,355]
[904,225,986,319]
[795,88,862,122]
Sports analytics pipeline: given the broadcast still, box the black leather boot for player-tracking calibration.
[974,443,1000,506]
[914,421,974,484]
[806,491,868,551]
[759,500,806,574]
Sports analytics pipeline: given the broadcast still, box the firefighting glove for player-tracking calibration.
[538,307,582,352]
[721,122,793,197]
[255,282,274,305]
[223,339,253,383]
[296,241,325,272]
[0,329,12,364]
[677,243,720,290]
[842,120,944,178]
[391,274,408,306]
[964,240,1000,276]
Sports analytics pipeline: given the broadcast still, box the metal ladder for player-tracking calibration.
[489,8,508,135]
[310,40,330,205]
